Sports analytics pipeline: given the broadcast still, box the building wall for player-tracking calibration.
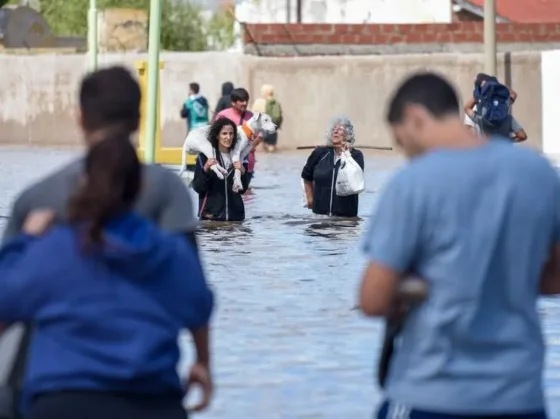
[242,22,560,55]
[0,50,543,152]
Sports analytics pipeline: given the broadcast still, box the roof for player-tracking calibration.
[455,0,560,23]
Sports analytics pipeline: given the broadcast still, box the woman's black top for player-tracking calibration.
[301,147,365,217]
[191,151,249,222]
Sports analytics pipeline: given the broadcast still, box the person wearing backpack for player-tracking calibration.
[180,82,210,134]
[464,74,527,142]
[252,84,283,152]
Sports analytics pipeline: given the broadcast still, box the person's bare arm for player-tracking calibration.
[360,263,401,316]
[359,172,421,317]
[191,326,210,367]
[464,97,477,117]
[540,245,560,295]
[303,180,314,208]
[509,88,517,102]
[513,129,528,142]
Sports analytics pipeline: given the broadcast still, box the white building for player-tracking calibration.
[233,0,453,50]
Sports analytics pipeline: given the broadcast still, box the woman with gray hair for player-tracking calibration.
[301,116,365,217]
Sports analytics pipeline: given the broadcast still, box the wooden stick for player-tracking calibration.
[296,145,393,151]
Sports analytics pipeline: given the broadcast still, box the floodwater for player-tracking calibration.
[1,147,560,418]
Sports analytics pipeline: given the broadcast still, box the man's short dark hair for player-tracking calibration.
[231,88,250,103]
[475,72,492,88]
[79,66,141,134]
[386,72,460,124]
[189,82,200,94]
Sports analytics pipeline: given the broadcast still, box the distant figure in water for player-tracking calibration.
[301,116,364,217]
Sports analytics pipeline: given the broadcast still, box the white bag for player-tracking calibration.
[335,151,365,196]
[301,179,308,207]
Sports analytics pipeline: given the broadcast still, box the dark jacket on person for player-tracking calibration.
[301,147,364,217]
[0,212,213,411]
[192,151,249,222]
[213,82,234,116]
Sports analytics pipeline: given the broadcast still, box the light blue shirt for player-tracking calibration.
[363,138,560,415]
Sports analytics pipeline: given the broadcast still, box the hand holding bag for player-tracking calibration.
[335,151,365,196]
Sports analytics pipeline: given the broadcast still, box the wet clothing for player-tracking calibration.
[363,138,559,415]
[192,152,249,222]
[301,147,364,217]
[213,82,234,115]
[181,94,209,131]
[27,391,186,419]
[377,401,546,419]
[0,212,213,413]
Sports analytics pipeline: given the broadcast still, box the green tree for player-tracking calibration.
[38,0,235,51]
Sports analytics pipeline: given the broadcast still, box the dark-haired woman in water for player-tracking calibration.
[0,129,214,419]
[191,117,250,221]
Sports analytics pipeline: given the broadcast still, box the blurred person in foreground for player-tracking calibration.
[0,66,210,418]
[214,87,262,186]
[0,128,213,419]
[359,72,560,419]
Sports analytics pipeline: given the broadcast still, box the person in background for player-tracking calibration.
[360,72,558,419]
[0,66,206,418]
[191,118,249,222]
[180,82,210,134]
[251,84,283,153]
[213,81,234,116]
[464,73,527,142]
[215,87,261,187]
[0,127,214,419]
[301,116,364,217]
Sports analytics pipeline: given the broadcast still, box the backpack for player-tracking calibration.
[474,79,512,137]
[265,98,283,128]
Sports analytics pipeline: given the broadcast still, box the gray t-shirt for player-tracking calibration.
[363,139,559,414]
[2,159,198,242]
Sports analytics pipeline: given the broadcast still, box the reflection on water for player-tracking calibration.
[1,148,560,418]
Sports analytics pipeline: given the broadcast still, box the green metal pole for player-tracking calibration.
[87,0,98,71]
[144,0,162,164]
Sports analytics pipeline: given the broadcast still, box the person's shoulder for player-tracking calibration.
[143,164,184,185]
[13,159,82,207]
[309,146,330,160]
[350,148,364,158]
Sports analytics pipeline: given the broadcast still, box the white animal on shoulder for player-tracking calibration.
[179,112,278,192]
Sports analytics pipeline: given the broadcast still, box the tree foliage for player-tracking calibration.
[37,0,235,51]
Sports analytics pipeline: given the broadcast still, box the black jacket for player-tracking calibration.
[214,82,234,115]
[191,151,249,222]
[301,147,364,217]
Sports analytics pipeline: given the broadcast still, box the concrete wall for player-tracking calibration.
[0,50,542,151]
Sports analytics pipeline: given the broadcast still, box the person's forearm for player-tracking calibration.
[191,325,210,368]
[464,97,476,115]
[304,181,313,202]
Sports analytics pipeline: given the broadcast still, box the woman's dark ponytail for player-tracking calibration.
[68,128,141,246]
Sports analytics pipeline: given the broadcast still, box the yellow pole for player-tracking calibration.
[134,60,164,162]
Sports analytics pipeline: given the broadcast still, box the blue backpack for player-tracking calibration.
[474,78,512,136]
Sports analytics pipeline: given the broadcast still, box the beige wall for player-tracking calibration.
[0,51,541,151]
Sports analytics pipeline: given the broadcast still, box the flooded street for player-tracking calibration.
[1,147,560,418]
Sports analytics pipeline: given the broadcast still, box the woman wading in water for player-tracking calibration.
[301,116,365,217]
[192,118,249,221]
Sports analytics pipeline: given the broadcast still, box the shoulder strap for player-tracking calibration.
[239,111,246,126]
